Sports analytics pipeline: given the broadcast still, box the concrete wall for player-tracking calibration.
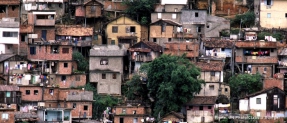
[187,106,214,123]
[260,0,287,28]
[197,82,220,96]
[54,74,86,88]
[91,72,121,95]
[200,71,222,82]
[149,25,177,46]
[0,27,19,44]
[151,13,181,23]
[239,99,249,111]
[249,93,267,110]
[106,16,147,45]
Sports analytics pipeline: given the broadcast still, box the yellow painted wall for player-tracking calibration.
[150,25,174,38]
[106,16,147,45]
[260,0,287,28]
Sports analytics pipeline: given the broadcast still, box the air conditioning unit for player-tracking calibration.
[112,0,122,2]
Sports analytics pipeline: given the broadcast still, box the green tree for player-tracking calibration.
[72,51,88,71]
[146,54,204,117]
[231,12,255,28]
[122,0,156,25]
[229,73,262,98]
[124,74,149,101]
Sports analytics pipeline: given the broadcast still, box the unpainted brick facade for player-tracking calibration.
[54,74,86,88]
[0,5,19,19]
[114,106,147,123]
[20,86,43,101]
[0,111,15,123]
[263,78,284,90]
[34,27,56,41]
[27,45,73,61]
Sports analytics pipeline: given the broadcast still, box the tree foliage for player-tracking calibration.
[142,54,205,117]
[72,51,88,71]
[122,0,156,25]
[231,12,255,28]
[229,73,262,98]
[124,74,149,101]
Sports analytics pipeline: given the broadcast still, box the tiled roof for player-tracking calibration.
[55,25,93,36]
[242,87,284,99]
[203,39,234,48]
[0,85,19,91]
[164,42,199,57]
[0,54,15,62]
[186,96,217,105]
[195,61,224,71]
[162,111,185,119]
[130,41,163,52]
[235,41,277,48]
[150,19,182,26]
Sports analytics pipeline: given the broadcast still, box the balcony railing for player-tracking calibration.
[35,19,55,26]
[236,56,278,63]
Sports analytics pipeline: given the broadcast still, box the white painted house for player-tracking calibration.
[0,18,20,54]
[239,87,285,117]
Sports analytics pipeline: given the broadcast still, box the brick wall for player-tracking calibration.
[250,65,273,78]
[20,86,43,101]
[263,78,284,90]
[114,116,144,123]
[0,112,15,123]
[86,5,102,18]
[0,5,19,19]
[58,61,73,74]
[55,74,86,88]
[66,102,93,118]
[43,87,59,101]
[115,106,145,115]
[34,27,55,41]
[27,45,73,61]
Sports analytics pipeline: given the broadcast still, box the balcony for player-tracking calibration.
[35,19,55,26]
[236,56,278,63]
[175,33,193,38]
[134,56,152,62]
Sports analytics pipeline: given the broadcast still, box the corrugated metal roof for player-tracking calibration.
[0,54,15,62]
[0,85,19,91]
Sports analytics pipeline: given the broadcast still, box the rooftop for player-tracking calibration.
[235,41,277,48]
[186,96,217,105]
[0,85,19,91]
[203,39,234,48]
[241,87,284,99]
[129,41,163,52]
[90,45,127,56]
[55,25,93,36]
[195,61,225,71]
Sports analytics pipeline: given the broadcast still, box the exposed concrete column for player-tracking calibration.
[241,63,244,73]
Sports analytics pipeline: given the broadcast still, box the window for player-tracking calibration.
[76,75,80,81]
[207,25,210,28]
[208,106,212,109]
[199,106,203,110]
[210,71,215,76]
[26,90,30,95]
[112,73,117,79]
[130,26,136,32]
[168,38,171,42]
[189,106,193,109]
[51,46,59,53]
[21,34,26,42]
[6,92,11,97]
[122,108,126,114]
[34,90,38,95]
[73,103,76,108]
[49,89,54,95]
[271,49,274,52]
[174,8,178,12]
[30,47,36,55]
[59,3,63,8]
[100,59,108,65]
[274,95,278,105]
[153,38,157,42]
[112,26,118,33]
[133,118,138,123]
[197,26,201,32]
[158,13,162,18]
[172,14,176,19]
[3,32,18,37]
[64,63,68,68]
[209,85,214,90]
[2,113,8,120]
[266,0,272,5]
[102,74,106,79]
[256,98,261,104]
[222,48,225,51]
[285,13,287,18]
[161,23,166,32]
[62,48,69,53]
[225,88,228,92]
[195,12,198,17]
[91,6,96,13]
[84,105,88,110]
[133,110,136,114]
[267,13,271,18]
[61,76,66,81]
[111,40,115,45]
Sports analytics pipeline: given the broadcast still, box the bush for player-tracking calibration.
[257,32,283,41]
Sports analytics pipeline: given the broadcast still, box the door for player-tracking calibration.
[120,117,124,123]
[42,30,47,41]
